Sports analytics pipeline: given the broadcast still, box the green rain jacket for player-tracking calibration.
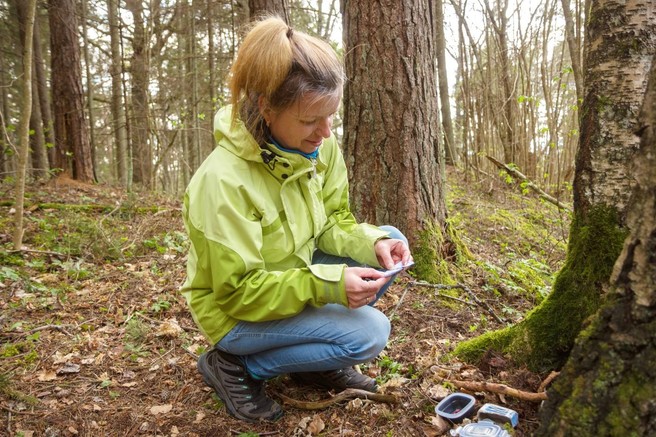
[181,106,389,344]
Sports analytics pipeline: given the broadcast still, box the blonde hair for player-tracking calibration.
[229,16,344,143]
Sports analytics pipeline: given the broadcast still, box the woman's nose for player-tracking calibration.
[316,117,332,138]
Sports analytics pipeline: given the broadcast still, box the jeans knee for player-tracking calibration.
[379,225,408,246]
[351,308,391,362]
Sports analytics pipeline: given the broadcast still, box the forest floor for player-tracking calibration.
[0,168,572,437]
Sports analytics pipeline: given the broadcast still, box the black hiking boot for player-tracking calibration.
[197,349,283,423]
[291,367,378,392]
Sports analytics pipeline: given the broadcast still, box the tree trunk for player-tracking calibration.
[80,0,97,180]
[15,0,49,180]
[248,0,288,20]
[561,0,584,104]
[454,0,655,371]
[126,0,152,189]
[0,51,11,177]
[13,0,36,249]
[537,53,656,436]
[108,0,129,187]
[48,0,94,182]
[435,0,456,166]
[342,0,449,282]
[32,5,55,169]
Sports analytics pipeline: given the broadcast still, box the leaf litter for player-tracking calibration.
[0,171,569,436]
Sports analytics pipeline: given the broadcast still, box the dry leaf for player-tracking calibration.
[150,404,173,415]
[37,370,57,382]
[155,319,183,338]
[307,415,325,435]
[57,363,80,374]
[430,415,451,435]
[194,411,206,423]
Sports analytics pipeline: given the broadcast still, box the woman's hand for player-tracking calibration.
[344,267,388,309]
[374,238,412,270]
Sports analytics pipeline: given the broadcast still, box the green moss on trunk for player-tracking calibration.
[413,219,471,284]
[453,205,628,371]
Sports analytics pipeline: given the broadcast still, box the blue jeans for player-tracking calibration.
[216,225,408,379]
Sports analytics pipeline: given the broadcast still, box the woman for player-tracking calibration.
[181,16,412,423]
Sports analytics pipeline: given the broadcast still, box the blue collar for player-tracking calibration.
[268,136,319,160]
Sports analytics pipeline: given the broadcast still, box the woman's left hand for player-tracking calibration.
[374,238,412,270]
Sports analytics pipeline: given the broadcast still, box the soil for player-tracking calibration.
[0,171,570,437]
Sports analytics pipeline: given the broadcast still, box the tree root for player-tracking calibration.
[278,388,398,410]
[446,379,547,402]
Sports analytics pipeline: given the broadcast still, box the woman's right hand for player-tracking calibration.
[344,267,388,309]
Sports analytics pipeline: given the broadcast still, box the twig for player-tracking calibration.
[8,324,74,337]
[5,248,66,257]
[231,430,278,436]
[388,283,412,318]
[278,388,398,410]
[409,280,505,324]
[445,378,547,402]
[538,371,559,393]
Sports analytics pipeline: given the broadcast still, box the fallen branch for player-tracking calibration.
[446,379,547,402]
[278,388,398,410]
[486,155,572,212]
[409,280,505,324]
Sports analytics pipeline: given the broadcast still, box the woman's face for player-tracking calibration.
[262,92,341,155]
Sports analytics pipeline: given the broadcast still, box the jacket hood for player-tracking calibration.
[213,105,328,179]
[213,105,263,162]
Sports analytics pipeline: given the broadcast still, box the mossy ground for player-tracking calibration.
[0,169,570,436]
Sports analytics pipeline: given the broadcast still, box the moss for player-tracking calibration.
[412,217,472,285]
[453,204,628,371]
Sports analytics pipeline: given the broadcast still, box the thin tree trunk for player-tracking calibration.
[126,0,152,188]
[81,0,97,180]
[561,0,584,103]
[109,0,128,186]
[15,0,48,180]
[435,0,456,166]
[13,0,37,249]
[32,5,55,169]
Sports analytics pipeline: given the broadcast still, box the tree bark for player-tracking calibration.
[48,0,94,182]
[537,53,656,436]
[342,0,449,282]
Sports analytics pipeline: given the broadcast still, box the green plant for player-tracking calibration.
[124,317,149,344]
[150,298,172,314]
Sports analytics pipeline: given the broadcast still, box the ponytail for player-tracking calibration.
[228,16,344,143]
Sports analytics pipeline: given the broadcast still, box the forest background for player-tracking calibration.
[2,0,655,436]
